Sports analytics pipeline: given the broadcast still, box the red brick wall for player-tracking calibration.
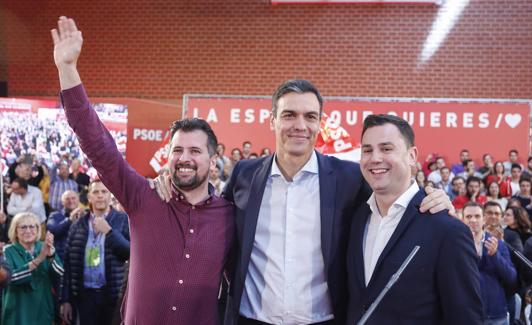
[1,0,531,100]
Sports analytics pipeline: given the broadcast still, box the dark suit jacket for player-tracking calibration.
[346,189,483,325]
[223,152,371,325]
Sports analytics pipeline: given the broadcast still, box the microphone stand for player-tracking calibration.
[356,245,420,325]
[505,242,532,270]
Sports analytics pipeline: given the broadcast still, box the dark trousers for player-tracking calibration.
[238,316,335,325]
[77,288,115,325]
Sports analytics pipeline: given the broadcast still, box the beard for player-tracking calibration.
[172,164,209,191]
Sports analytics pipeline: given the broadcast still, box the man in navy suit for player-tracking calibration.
[221,81,454,325]
[347,114,482,324]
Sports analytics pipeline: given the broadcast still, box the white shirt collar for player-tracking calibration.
[271,151,319,179]
[367,180,420,217]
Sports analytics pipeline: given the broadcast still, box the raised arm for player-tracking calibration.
[51,17,151,214]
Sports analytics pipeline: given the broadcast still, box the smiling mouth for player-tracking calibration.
[177,167,195,173]
[369,168,389,175]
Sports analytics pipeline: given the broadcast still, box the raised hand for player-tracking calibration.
[50,16,83,90]
[484,236,498,256]
[51,16,83,68]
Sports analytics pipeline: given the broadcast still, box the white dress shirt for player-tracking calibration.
[7,185,46,223]
[240,152,333,324]
[363,181,419,286]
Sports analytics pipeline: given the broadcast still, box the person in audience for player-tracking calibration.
[428,156,454,184]
[479,153,494,179]
[260,147,271,157]
[415,169,426,188]
[458,159,483,180]
[215,143,231,181]
[509,164,523,197]
[514,177,532,218]
[7,178,46,225]
[209,164,226,196]
[61,180,130,325]
[46,190,83,260]
[462,202,517,325]
[453,176,487,210]
[230,148,242,164]
[449,176,466,201]
[504,149,522,176]
[436,166,452,196]
[49,161,78,212]
[241,141,252,160]
[486,181,509,211]
[486,161,512,198]
[523,156,532,178]
[69,158,90,204]
[504,206,532,251]
[2,212,63,325]
[451,149,470,175]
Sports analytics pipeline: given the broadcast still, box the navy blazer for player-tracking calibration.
[223,152,371,325]
[346,189,483,325]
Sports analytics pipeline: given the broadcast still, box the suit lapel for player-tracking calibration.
[240,156,273,278]
[317,153,336,276]
[367,190,424,288]
[352,204,371,289]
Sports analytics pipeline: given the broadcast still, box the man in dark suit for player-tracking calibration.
[222,81,454,325]
[346,114,482,324]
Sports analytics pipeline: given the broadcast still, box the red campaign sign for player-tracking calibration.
[183,96,531,165]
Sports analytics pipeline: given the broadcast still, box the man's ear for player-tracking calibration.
[409,146,419,168]
[269,111,276,131]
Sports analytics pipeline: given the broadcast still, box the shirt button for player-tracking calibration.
[185,254,190,259]
[189,229,194,234]
[191,206,196,210]
[171,306,177,311]
[178,279,183,284]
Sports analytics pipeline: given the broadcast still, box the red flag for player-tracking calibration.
[316,113,360,162]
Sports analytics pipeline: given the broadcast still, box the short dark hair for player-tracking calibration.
[362,114,415,147]
[441,166,450,172]
[511,163,522,171]
[11,178,28,190]
[463,201,484,212]
[519,176,532,185]
[169,118,218,156]
[272,79,323,117]
[466,176,482,187]
[242,141,252,147]
[510,149,519,155]
[452,176,465,185]
[484,201,503,213]
[462,159,473,167]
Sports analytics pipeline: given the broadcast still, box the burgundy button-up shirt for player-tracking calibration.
[62,84,235,325]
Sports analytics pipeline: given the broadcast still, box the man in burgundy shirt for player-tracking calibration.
[52,17,235,325]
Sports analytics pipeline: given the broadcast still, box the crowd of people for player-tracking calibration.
[0,109,127,178]
[0,14,528,325]
[414,148,532,324]
[1,105,532,324]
